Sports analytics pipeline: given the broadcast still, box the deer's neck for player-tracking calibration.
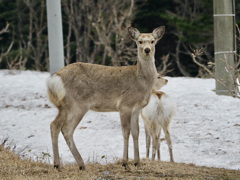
[137,56,157,86]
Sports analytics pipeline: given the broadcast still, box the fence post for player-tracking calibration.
[214,0,236,95]
[46,0,64,75]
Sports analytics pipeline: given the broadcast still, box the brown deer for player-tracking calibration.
[47,26,165,170]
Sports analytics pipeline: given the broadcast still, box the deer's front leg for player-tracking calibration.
[131,109,140,167]
[119,109,131,169]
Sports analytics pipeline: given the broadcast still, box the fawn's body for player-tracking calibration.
[141,79,176,162]
[47,27,165,170]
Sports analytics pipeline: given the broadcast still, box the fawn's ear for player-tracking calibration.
[128,27,140,41]
[152,26,165,41]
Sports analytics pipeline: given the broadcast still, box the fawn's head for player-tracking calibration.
[154,74,168,90]
[128,26,165,59]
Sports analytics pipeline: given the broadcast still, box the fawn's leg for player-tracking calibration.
[151,125,161,161]
[144,125,151,158]
[163,127,174,162]
[157,129,161,160]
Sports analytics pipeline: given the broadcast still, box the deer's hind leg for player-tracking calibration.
[50,107,66,169]
[61,105,88,170]
[151,126,161,161]
[141,113,151,159]
[144,125,151,159]
[156,128,161,161]
[163,123,174,162]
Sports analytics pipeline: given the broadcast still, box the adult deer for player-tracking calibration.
[47,26,165,170]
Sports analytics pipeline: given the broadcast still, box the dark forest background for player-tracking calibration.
[0,0,240,76]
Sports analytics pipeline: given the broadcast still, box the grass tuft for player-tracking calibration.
[0,146,239,179]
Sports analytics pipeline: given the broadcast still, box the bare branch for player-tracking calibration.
[0,22,9,36]
[191,48,240,99]
[158,54,174,76]
[0,40,14,64]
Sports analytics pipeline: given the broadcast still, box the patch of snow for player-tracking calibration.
[0,70,239,170]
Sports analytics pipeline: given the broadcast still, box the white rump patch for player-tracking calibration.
[47,75,66,100]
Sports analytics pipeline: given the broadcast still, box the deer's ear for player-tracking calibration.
[128,27,140,41]
[152,26,165,41]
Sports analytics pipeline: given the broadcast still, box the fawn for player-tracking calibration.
[47,26,165,170]
[141,75,176,162]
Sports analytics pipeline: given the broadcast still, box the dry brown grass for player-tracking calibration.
[0,146,239,180]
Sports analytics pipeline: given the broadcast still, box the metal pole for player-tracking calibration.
[46,0,64,75]
[214,0,236,96]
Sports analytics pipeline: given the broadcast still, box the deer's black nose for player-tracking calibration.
[145,48,150,54]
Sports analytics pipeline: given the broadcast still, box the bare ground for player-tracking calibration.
[0,145,239,180]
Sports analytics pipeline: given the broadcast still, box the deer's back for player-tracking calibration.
[142,92,176,127]
[55,62,152,111]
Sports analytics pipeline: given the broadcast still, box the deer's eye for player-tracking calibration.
[139,41,143,44]
[151,41,155,44]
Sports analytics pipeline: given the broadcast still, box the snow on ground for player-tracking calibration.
[0,70,239,170]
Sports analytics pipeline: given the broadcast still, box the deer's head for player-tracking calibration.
[128,26,165,59]
[153,74,168,90]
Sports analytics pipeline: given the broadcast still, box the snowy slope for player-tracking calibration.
[0,70,239,170]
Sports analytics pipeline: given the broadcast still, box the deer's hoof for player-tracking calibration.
[122,163,131,170]
[134,162,140,167]
[122,163,127,168]
[79,166,85,170]
[54,165,59,169]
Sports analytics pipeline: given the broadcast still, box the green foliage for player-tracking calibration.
[162,13,213,44]
[133,0,174,32]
